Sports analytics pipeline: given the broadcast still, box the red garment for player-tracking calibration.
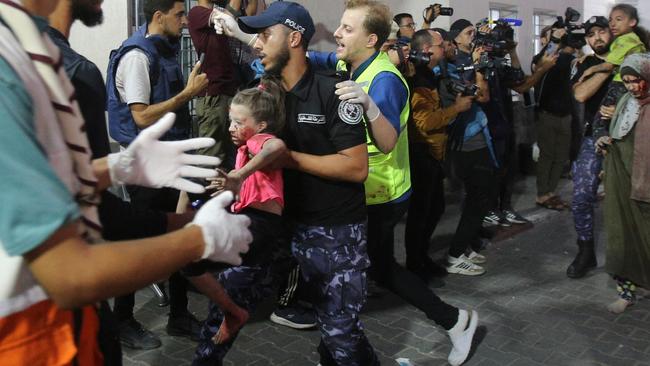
[187,6,238,97]
[232,133,284,213]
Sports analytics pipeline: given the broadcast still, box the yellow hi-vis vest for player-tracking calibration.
[337,52,411,205]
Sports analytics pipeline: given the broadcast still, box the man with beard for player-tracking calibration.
[206,2,379,365]
[105,0,209,348]
[566,16,613,279]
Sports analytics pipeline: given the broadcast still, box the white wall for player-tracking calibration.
[69,1,130,81]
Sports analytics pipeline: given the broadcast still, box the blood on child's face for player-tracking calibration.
[229,104,261,146]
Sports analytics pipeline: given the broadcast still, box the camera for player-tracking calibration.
[555,7,583,31]
[408,49,431,67]
[423,4,453,23]
[474,19,516,58]
[447,78,479,97]
[552,7,587,49]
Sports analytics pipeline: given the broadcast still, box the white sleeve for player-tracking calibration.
[115,49,151,105]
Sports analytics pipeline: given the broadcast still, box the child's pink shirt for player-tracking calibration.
[232,133,284,213]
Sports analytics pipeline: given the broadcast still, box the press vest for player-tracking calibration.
[337,53,411,205]
[106,24,190,146]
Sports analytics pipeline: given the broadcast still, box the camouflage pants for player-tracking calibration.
[292,223,379,366]
[571,137,603,241]
[192,222,378,366]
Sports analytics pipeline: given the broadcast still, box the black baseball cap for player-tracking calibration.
[449,19,473,40]
[583,16,609,34]
[238,1,315,43]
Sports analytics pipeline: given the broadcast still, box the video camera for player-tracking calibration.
[474,18,518,58]
[552,7,587,49]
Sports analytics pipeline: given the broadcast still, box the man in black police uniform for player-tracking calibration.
[204,2,378,365]
[566,16,613,279]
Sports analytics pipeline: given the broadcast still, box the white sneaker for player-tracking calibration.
[466,250,486,264]
[447,255,486,276]
[447,309,479,366]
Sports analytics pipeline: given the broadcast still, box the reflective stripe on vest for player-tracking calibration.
[337,53,411,205]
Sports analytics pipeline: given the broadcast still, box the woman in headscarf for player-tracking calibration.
[597,52,650,313]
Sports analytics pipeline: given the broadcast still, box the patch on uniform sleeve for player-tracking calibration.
[338,101,363,125]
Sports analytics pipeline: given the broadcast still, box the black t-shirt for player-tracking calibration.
[282,67,367,226]
[534,52,575,116]
[570,55,612,130]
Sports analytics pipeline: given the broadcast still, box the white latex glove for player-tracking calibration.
[107,113,220,194]
[192,191,252,265]
[334,80,380,122]
[211,9,256,45]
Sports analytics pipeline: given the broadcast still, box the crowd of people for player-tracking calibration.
[1,0,649,365]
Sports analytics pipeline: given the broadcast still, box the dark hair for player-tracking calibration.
[411,29,434,51]
[143,0,184,23]
[346,0,392,51]
[611,4,650,49]
[231,77,286,135]
[393,13,413,25]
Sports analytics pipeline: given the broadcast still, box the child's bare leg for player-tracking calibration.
[188,273,249,344]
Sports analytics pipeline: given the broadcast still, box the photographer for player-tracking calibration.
[393,13,417,39]
[404,29,474,282]
[566,16,613,279]
[532,25,578,210]
[439,19,494,276]
[476,21,557,226]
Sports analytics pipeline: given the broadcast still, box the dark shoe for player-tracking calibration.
[502,209,530,224]
[118,319,161,350]
[166,311,202,341]
[484,210,511,227]
[566,239,597,279]
[270,305,317,329]
[366,278,387,298]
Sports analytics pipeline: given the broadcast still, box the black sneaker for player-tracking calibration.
[166,311,202,341]
[118,318,162,350]
[270,305,317,329]
[483,210,511,227]
[502,209,530,224]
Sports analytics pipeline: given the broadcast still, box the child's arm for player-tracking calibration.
[209,137,287,196]
[578,62,614,83]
